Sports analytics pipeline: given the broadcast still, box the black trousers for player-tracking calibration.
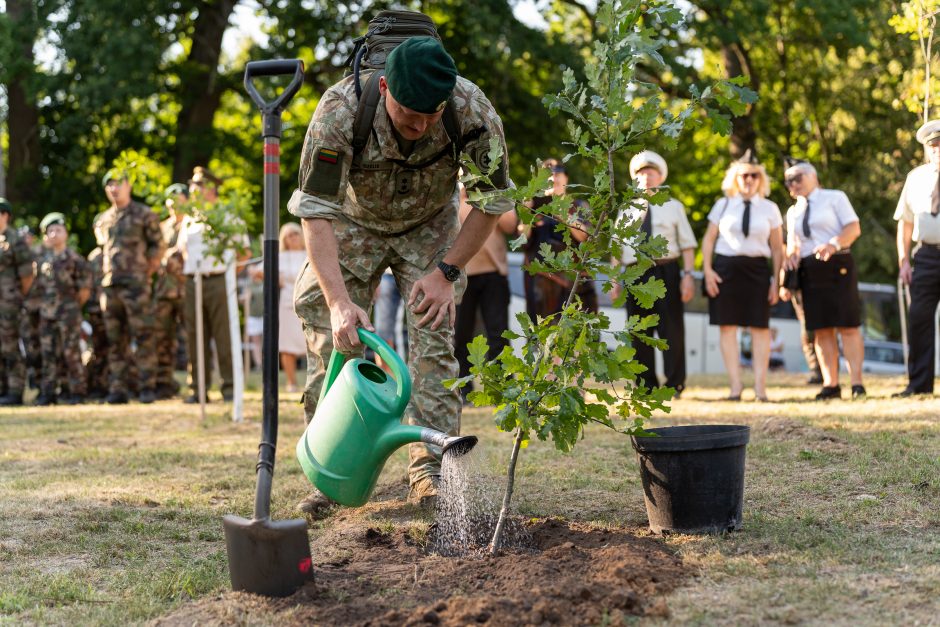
[907,246,940,393]
[625,260,686,392]
[454,272,510,387]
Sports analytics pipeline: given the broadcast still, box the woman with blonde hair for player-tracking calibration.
[701,150,784,401]
[278,222,307,393]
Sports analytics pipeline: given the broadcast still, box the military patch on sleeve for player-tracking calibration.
[303,147,344,197]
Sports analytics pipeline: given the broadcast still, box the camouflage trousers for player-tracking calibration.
[102,284,156,394]
[19,303,41,386]
[293,240,466,487]
[155,297,184,391]
[40,309,86,397]
[0,303,25,395]
[85,308,109,396]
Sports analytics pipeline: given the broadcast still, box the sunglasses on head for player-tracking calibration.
[785,173,804,186]
[738,172,760,180]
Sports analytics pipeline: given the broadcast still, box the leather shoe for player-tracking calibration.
[138,389,156,404]
[184,394,209,404]
[34,394,57,406]
[892,388,928,398]
[0,392,24,406]
[815,385,842,400]
[851,385,866,399]
[106,391,129,405]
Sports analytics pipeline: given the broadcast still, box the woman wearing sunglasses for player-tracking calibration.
[778,157,865,400]
[701,150,783,401]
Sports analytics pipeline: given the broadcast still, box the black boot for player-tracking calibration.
[34,393,57,406]
[0,392,24,407]
[106,391,129,405]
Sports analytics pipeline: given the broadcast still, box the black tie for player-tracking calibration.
[742,199,751,238]
[933,173,940,216]
[641,203,653,238]
[802,199,811,237]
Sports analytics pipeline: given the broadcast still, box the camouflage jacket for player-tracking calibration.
[288,72,513,274]
[98,200,164,288]
[37,247,92,319]
[0,226,33,309]
[155,216,185,300]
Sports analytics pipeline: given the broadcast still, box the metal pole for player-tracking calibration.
[196,259,207,422]
[227,262,244,422]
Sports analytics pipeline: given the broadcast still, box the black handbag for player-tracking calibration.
[783,267,800,290]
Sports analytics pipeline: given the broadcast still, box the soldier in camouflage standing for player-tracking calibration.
[34,213,92,406]
[288,37,513,513]
[154,183,188,400]
[98,170,164,404]
[19,228,44,395]
[0,198,34,407]
[84,215,110,401]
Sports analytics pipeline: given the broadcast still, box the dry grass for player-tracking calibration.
[1,372,939,624]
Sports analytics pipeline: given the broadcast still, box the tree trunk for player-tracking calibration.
[172,0,237,184]
[4,0,42,206]
[721,42,757,160]
[489,428,524,554]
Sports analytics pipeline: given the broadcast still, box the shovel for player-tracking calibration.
[222,58,311,598]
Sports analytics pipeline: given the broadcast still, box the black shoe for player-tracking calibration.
[87,390,108,402]
[184,394,209,404]
[0,392,24,407]
[34,394,57,406]
[138,389,156,404]
[154,384,178,400]
[851,385,867,399]
[892,388,928,398]
[61,394,85,406]
[806,373,824,385]
[815,385,842,400]
[106,391,129,405]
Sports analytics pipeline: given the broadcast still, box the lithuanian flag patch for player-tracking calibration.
[317,148,339,164]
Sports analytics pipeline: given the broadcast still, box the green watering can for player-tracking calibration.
[296,328,477,507]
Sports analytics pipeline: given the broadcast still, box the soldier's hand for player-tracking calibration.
[329,299,373,353]
[409,270,456,331]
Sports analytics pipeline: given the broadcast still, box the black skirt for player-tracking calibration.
[708,254,771,328]
[799,252,861,330]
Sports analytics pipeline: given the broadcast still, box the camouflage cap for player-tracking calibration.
[0,197,11,215]
[102,168,128,188]
[40,212,67,233]
[385,37,457,114]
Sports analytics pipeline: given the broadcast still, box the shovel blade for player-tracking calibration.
[223,514,312,597]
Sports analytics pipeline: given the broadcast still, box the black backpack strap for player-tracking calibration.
[352,70,384,167]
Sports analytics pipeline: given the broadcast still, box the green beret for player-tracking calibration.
[0,197,11,215]
[102,168,127,188]
[164,183,188,199]
[40,212,67,233]
[385,37,457,114]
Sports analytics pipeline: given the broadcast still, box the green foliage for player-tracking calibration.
[447,0,743,457]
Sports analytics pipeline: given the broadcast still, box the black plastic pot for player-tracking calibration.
[631,425,750,534]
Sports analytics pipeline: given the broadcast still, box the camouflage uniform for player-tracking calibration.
[84,247,109,399]
[37,247,92,399]
[98,200,164,396]
[20,256,43,390]
[154,217,185,397]
[288,72,512,486]
[0,226,33,398]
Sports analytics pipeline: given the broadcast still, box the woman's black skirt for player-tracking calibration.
[708,254,771,328]
[799,252,861,331]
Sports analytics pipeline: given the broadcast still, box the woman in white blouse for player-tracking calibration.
[701,151,783,401]
[278,223,307,393]
[778,158,864,400]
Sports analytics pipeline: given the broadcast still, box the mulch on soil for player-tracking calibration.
[153,517,689,626]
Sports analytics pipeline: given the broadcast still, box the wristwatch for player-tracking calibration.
[437,260,461,282]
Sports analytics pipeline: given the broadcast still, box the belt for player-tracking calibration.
[918,242,940,250]
[654,257,679,266]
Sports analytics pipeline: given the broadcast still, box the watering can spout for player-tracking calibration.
[419,429,478,457]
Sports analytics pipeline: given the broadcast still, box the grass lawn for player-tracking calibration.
[1,372,939,624]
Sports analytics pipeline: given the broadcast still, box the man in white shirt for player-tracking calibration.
[614,150,697,397]
[894,119,940,396]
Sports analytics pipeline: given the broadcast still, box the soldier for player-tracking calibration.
[98,169,164,404]
[34,213,92,406]
[19,227,44,395]
[154,183,188,399]
[84,215,110,401]
[287,36,513,513]
[0,198,34,407]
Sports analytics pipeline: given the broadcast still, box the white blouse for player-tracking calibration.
[785,187,859,258]
[708,195,782,258]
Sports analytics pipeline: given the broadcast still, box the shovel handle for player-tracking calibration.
[244,59,305,138]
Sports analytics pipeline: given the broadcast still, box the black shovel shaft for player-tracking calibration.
[243,59,305,521]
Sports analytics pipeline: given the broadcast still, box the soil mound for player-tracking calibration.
[153,518,688,626]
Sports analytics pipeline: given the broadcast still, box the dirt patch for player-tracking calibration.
[755,417,852,453]
[152,518,689,626]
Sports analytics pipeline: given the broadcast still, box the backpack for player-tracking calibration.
[345,10,469,169]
